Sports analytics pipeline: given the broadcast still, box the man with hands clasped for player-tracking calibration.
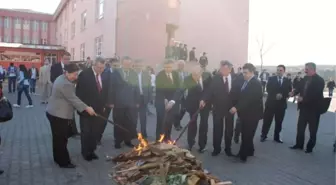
[229,63,263,162]
[260,65,292,143]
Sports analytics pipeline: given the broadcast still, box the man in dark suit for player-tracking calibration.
[50,52,70,83]
[290,62,325,153]
[200,60,241,157]
[189,47,196,62]
[97,58,119,145]
[259,69,270,93]
[76,57,108,161]
[155,59,181,141]
[133,59,151,138]
[230,63,263,162]
[261,65,292,143]
[50,52,79,136]
[184,65,212,152]
[108,56,139,149]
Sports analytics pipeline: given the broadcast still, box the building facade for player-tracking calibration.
[0,9,56,45]
[1,0,249,69]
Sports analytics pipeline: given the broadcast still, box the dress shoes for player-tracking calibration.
[274,139,283,143]
[211,150,220,156]
[260,136,267,142]
[125,142,134,148]
[83,155,93,161]
[234,135,239,144]
[289,145,303,150]
[115,143,122,149]
[305,149,313,153]
[175,125,183,131]
[198,147,206,153]
[225,150,233,157]
[59,163,76,168]
[0,170,4,175]
[91,153,99,160]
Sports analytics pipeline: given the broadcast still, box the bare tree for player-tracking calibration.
[256,35,275,71]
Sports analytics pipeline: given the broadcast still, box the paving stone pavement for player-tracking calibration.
[0,92,335,185]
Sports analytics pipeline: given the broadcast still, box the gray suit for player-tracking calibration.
[47,75,87,119]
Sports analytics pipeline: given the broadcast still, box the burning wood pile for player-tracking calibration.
[110,134,232,185]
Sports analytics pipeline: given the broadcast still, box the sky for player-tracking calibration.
[1,0,335,66]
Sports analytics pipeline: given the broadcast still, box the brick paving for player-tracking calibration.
[0,92,335,185]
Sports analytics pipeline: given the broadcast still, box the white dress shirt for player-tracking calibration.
[31,68,37,79]
[138,72,143,95]
[198,77,203,90]
[223,74,232,92]
[92,67,102,88]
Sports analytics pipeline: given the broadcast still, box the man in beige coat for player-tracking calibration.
[40,59,52,103]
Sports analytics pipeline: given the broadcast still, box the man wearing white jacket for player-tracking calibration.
[39,59,52,104]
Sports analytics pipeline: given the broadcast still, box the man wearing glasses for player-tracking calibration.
[260,65,292,143]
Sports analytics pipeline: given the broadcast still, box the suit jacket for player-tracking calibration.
[203,74,241,115]
[50,63,63,83]
[265,76,292,109]
[39,65,51,84]
[108,68,140,108]
[189,50,196,61]
[135,71,151,105]
[184,72,212,113]
[235,77,264,121]
[28,68,39,79]
[76,68,108,115]
[155,70,181,104]
[47,75,87,119]
[295,74,325,112]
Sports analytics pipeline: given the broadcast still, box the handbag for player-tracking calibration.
[0,97,13,122]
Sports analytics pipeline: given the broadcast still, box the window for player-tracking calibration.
[4,17,10,28]
[71,21,76,39]
[65,7,68,21]
[23,20,30,30]
[72,0,77,12]
[97,0,104,19]
[41,39,47,45]
[32,38,38,44]
[23,35,29,44]
[81,11,87,30]
[95,35,103,56]
[4,35,10,42]
[60,15,63,26]
[70,48,75,60]
[41,22,48,31]
[59,34,62,45]
[15,18,21,29]
[14,36,21,43]
[64,29,68,41]
[33,20,39,31]
[80,43,85,60]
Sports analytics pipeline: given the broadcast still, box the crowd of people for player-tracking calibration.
[0,51,332,173]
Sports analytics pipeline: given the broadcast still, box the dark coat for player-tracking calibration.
[235,77,264,121]
[265,76,292,109]
[50,63,63,83]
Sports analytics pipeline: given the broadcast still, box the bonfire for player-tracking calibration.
[109,133,232,185]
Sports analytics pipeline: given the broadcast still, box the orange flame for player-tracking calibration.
[158,134,165,142]
[134,133,148,155]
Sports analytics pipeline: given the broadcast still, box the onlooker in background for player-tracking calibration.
[0,65,5,86]
[28,64,39,95]
[149,67,156,105]
[293,72,303,103]
[199,52,208,69]
[175,60,189,131]
[189,47,196,62]
[51,52,71,83]
[39,59,52,104]
[46,63,96,168]
[327,78,335,97]
[7,63,18,93]
[259,69,270,94]
[13,65,33,108]
[85,57,93,69]
[182,44,188,60]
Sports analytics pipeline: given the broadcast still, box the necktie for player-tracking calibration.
[168,73,173,83]
[124,70,129,81]
[241,81,248,91]
[278,77,282,86]
[224,77,229,93]
[96,74,102,93]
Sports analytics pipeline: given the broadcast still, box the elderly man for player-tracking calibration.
[200,60,241,157]
[183,65,212,152]
[290,62,325,153]
[39,59,52,104]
